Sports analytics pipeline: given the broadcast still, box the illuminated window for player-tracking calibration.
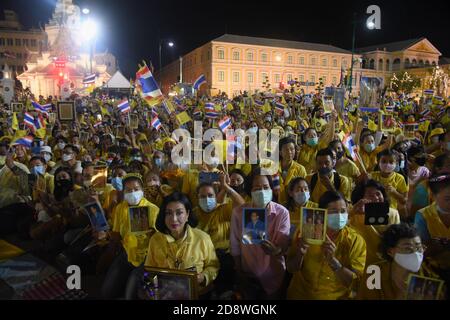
[299,75,304,82]
[287,56,293,64]
[322,59,327,66]
[261,53,268,62]
[286,74,293,82]
[218,71,225,82]
[233,71,240,83]
[299,57,305,65]
[247,52,254,61]
[218,49,224,59]
[233,51,240,61]
[333,59,338,67]
[274,74,281,83]
[247,72,254,83]
[311,57,316,65]
[310,75,316,83]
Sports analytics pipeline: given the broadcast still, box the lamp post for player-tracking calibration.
[82,9,98,74]
[158,39,174,87]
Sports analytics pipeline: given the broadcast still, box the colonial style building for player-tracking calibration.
[159,34,446,97]
[0,10,47,76]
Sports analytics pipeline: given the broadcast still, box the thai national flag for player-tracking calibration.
[13,136,34,148]
[254,100,264,107]
[117,100,131,113]
[24,112,36,130]
[275,102,285,115]
[218,116,232,132]
[342,133,357,161]
[193,74,206,90]
[205,103,219,118]
[34,114,46,129]
[424,89,434,95]
[193,107,202,117]
[32,101,49,116]
[136,65,163,102]
[83,74,96,85]
[151,108,158,118]
[385,105,394,112]
[151,116,162,131]
[421,108,431,118]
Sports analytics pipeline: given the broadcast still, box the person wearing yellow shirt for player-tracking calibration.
[29,155,55,196]
[13,144,30,167]
[285,177,318,238]
[329,140,361,186]
[298,112,335,174]
[370,149,408,214]
[143,192,220,299]
[350,179,401,265]
[356,126,393,173]
[357,223,446,300]
[287,191,367,299]
[306,148,351,203]
[414,174,450,291]
[101,174,159,299]
[278,137,307,205]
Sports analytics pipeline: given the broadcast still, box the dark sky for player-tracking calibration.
[1,0,449,77]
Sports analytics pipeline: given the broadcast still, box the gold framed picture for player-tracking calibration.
[35,174,47,193]
[57,102,75,122]
[129,114,139,129]
[91,166,107,190]
[405,274,444,300]
[11,103,23,113]
[379,113,396,133]
[128,206,151,234]
[403,123,419,139]
[300,207,327,245]
[141,266,198,300]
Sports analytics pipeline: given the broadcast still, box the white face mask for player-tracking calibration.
[62,154,74,162]
[43,154,52,163]
[57,142,66,150]
[209,157,220,168]
[124,190,144,206]
[394,252,423,272]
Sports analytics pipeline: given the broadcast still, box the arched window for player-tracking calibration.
[404,58,410,68]
[412,59,417,67]
[369,59,375,70]
[432,61,437,66]
[361,59,367,69]
[419,60,424,67]
[393,58,401,71]
[378,59,383,71]
[385,59,390,71]
[425,60,430,66]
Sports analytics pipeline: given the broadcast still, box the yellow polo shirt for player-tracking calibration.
[359,145,384,173]
[181,168,220,207]
[287,225,367,300]
[112,197,159,267]
[297,139,328,175]
[194,202,233,251]
[336,159,361,185]
[306,173,351,203]
[145,225,220,286]
[370,172,408,210]
[278,161,307,205]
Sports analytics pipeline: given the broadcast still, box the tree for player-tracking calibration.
[389,71,421,94]
[428,66,449,97]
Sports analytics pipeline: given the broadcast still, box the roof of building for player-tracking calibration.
[356,38,426,53]
[439,57,450,65]
[211,34,353,54]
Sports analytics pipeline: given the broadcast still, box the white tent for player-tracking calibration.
[104,70,131,89]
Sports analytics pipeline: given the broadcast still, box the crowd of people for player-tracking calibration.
[0,84,449,300]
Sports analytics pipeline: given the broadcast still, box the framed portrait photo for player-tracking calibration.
[83,202,109,232]
[129,206,152,234]
[91,166,107,190]
[379,113,396,133]
[35,174,47,193]
[57,101,75,122]
[403,123,419,139]
[300,207,327,245]
[141,267,198,300]
[11,103,24,113]
[406,274,444,300]
[242,208,268,245]
[129,113,139,129]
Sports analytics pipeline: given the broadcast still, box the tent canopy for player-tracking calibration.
[104,70,131,89]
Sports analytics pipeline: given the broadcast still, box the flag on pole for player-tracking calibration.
[151,116,162,130]
[274,102,285,116]
[342,133,357,161]
[117,100,131,114]
[424,89,434,96]
[12,112,19,131]
[32,101,49,117]
[218,116,232,132]
[136,65,163,105]
[83,74,96,85]
[12,136,34,148]
[193,107,202,117]
[34,114,46,130]
[205,103,219,118]
[162,100,175,114]
[24,112,36,131]
[193,74,207,90]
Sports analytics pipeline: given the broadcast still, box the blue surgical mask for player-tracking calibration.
[251,189,272,208]
[111,177,123,191]
[306,137,319,147]
[31,165,45,176]
[327,213,348,231]
[399,160,405,169]
[364,143,375,153]
[154,158,163,168]
[293,191,310,205]
[199,197,217,213]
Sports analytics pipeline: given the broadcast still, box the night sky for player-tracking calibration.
[1,0,449,77]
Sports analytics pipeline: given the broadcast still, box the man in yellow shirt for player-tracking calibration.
[329,140,361,186]
[306,148,351,203]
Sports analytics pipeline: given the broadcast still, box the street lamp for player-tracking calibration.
[159,39,175,87]
[81,17,98,74]
[82,8,90,15]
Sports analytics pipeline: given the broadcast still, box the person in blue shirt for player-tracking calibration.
[244,211,265,243]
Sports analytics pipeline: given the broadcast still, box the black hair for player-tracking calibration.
[407,145,426,160]
[29,155,46,164]
[286,177,309,210]
[316,148,334,159]
[429,174,450,195]
[108,145,121,154]
[122,175,143,189]
[376,148,398,161]
[351,179,390,206]
[432,153,449,174]
[155,192,197,234]
[245,167,274,197]
[81,161,94,170]
[196,182,216,195]
[279,137,296,152]
[381,223,419,261]
[54,166,73,181]
[302,128,316,144]
[360,132,374,144]
[64,144,79,154]
[318,191,345,209]
[328,139,343,150]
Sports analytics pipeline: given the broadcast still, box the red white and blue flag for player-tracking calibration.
[12,136,34,148]
[32,101,49,117]
[193,74,206,90]
[218,116,232,132]
[274,102,285,115]
[117,100,131,113]
[151,116,162,130]
[24,112,36,131]
[205,103,219,118]
[342,133,357,161]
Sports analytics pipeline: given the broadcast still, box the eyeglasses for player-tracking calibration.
[395,244,427,254]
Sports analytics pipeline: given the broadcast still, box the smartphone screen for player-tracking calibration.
[364,202,389,225]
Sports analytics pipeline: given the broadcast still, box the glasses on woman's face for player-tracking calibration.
[395,244,427,254]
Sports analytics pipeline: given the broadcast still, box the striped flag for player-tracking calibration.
[151,108,158,118]
[34,114,46,129]
[93,121,103,128]
[136,65,163,105]
[385,105,394,112]
[151,116,162,130]
[162,100,175,114]
[12,136,34,148]
[193,107,202,117]
[32,101,49,116]
[205,103,219,118]
[24,112,36,131]
[218,116,232,132]
[342,133,357,161]
[117,100,131,113]
[193,74,206,90]
[254,100,264,107]
[424,89,434,96]
[83,74,96,85]
[420,108,431,118]
[274,102,285,116]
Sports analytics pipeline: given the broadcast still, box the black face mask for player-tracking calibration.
[231,184,245,194]
[414,157,427,166]
[54,179,73,201]
[336,151,345,160]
